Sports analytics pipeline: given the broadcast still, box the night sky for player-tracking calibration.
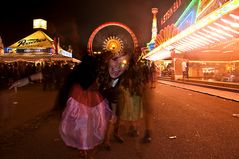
[0,0,176,53]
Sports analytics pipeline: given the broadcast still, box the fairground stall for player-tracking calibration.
[1,30,79,63]
[143,0,239,83]
[0,19,80,89]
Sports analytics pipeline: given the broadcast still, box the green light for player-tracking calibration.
[175,0,199,26]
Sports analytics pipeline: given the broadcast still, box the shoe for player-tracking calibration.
[101,143,111,151]
[104,144,111,151]
[129,129,139,137]
[79,150,87,159]
[128,125,139,137]
[114,134,125,143]
[142,134,152,143]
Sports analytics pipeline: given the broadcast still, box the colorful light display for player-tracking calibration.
[144,0,239,61]
[175,0,199,30]
[87,22,138,55]
[161,0,182,25]
[147,8,159,51]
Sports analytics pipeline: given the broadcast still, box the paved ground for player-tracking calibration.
[0,81,239,159]
[159,80,239,102]
[0,83,57,134]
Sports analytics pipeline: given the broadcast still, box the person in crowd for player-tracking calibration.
[141,60,155,143]
[42,62,54,91]
[118,59,144,138]
[99,51,130,151]
[9,54,112,159]
[52,61,63,90]
[149,61,157,88]
[55,54,111,159]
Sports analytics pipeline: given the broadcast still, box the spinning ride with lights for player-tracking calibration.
[103,36,124,54]
[87,22,138,56]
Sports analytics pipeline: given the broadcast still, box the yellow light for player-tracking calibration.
[229,14,239,20]
[202,29,227,40]
[221,18,239,28]
[207,26,234,37]
[197,0,216,19]
[193,33,215,43]
[146,49,171,61]
[190,60,239,63]
[33,19,47,30]
[110,43,116,50]
[222,50,233,53]
[201,50,220,53]
[177,40,197,51]
[197,31,220,42]
[189,35,211,45]
[120,60,128,68]
[144,0,239,60]
[214,22,239,34]
[183,37,205,47]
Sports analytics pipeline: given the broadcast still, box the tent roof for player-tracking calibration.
[2,30,81,63]
[8,30,54,49]
[0,53,80,63]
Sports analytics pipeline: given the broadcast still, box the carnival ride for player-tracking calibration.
[87,22,138,57]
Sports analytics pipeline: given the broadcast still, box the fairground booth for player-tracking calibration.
[0,19,79,63]
[143,0,239,83]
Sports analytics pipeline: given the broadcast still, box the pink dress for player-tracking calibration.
[59,84,111,150]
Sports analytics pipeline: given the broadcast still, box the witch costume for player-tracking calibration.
[57,55,112,150]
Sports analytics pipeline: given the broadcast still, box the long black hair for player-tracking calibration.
[53,54,100,112]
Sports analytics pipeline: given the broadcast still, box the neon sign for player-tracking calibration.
[161,0,182,25]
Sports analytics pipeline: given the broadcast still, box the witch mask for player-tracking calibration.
[108,52,130,79]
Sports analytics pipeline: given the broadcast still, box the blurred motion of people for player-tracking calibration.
[149,61,157,88]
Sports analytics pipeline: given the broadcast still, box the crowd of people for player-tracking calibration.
[8,50,157,159]
[0,61,73,90]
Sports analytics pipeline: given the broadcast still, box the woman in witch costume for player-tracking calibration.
[9,53,112,159]
[55,54,112,159]
[98,51,130,150]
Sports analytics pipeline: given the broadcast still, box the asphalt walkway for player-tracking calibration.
[159,80,239,102]
[1,81,239,159]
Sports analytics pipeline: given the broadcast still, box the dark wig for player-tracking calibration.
[53,54,99,112]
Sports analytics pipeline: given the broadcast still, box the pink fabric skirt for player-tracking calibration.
[59,97,111,150]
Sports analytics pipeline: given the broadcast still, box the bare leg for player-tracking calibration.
[142,104,153,143]
[103,120,114,151]
[129,121,139,137]
[86,148,97,159]
[113,118,124,143]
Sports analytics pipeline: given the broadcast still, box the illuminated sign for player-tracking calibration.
[144,0,239,60]
[33,19,47,30]
[16,48,51,53]
[17,39,47,47]
[161,0,182,25]
[59,49,72,58]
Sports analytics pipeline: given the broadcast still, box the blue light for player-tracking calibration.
[178,9,196,30]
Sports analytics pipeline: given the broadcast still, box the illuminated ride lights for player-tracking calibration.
[103,36,124,55]
[144,0,239,61]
